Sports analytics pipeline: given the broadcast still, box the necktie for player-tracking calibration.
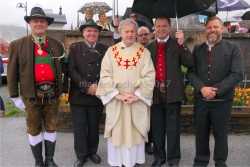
[90,47,94,53]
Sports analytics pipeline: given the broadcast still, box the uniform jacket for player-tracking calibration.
[7,35,68,98]
[67,41,108,105]
[187,39,244,100]
[147,37,194,104]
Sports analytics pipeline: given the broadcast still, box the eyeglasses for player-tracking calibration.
[130,15,137,18]
[84,29,99,33]
[138,33,150,37]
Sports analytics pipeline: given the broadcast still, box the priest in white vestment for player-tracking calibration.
[96,19,155,167]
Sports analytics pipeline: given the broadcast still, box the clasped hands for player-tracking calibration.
[200,87,218,100]
[115,93,140,104]
[86,84,97,95]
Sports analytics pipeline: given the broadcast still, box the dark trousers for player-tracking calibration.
[0,96,4,111]
[71,104,103,159]
[146,113,153,145]
[151,92,181,165]
[193,98,232,167]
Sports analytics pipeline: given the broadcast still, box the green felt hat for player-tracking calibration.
[79,19,102,33]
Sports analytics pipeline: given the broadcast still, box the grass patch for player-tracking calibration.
[3,108,21,116]
[5,100,13,107]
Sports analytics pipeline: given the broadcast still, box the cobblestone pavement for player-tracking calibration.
[1,81,250,167]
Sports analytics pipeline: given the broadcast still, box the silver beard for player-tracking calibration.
[207,33,221,43]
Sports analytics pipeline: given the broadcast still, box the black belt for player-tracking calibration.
[36,82,55,93]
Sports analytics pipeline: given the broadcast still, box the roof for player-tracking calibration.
[46,13,67,24]
[44,9,67,24]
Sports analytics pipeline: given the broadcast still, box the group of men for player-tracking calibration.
[7,6,244,167]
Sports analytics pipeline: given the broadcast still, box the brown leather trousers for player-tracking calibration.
[23,90,59,136]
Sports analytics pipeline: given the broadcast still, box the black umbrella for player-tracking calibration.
[122,7,154,32]
[242,11,250,20]
[131,0,216,29]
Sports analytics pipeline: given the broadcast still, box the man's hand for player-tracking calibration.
[200,87,218,99]
[125,94,140,104]
[115,94,129,103]
[113,18,120,34]
[113,18,120,27]
[87,84,97,95]
[175,30,185,45]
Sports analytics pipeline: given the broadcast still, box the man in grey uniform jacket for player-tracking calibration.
[187,16,244,167]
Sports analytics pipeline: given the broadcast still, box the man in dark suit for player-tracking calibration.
[67,20,108,167]
[147,16,194,167]
[187,16,244,167]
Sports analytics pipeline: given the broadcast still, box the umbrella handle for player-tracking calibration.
[111,20,118,28]
[175,1,178,30]
[111,0,119,28]
[176,15,179,30]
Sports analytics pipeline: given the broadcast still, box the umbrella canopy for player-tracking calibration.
[239,20,250,28]
[78,2,112,14]
[197,6,216,17]
[221,17,239,23]
[241,11,250,20]
[211,0,250,22]
[131,0,216,19]
[211,0,250,11]
[232,12,244,19]
[122,7,154,32]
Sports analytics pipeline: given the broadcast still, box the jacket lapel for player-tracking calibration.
[151,40,158,67]
[27,34,34,67]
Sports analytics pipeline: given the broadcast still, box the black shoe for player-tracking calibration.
[169,164,179,167]
[44,140,57,167]
[89,154,101,164]
[151,160,166,167]
[74,158,87,167]
[30,142,45,167]
[145,143,154,155]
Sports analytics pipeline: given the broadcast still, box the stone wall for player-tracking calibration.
[47,30,250,134]
[57,106,250,134]
[46,30,115,58]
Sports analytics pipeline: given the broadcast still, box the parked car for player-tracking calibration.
[0,54,8,77]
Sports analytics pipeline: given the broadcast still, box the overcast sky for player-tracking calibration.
[0,0,249,30]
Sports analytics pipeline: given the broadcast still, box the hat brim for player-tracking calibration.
[79,25,102,33]
[24,16,54,25]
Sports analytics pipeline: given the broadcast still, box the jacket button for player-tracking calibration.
[89,64,91,66]
[97,64,99,66]
[96,75,99,77]
[88,74,90,76]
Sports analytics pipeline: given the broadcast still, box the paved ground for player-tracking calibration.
[1,80,250,167]
[0,116,250,167]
